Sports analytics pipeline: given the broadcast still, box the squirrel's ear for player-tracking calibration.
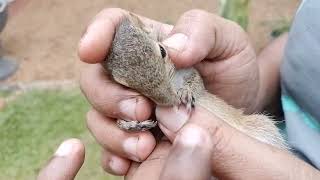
[128,12,146,29]
[127,12,154,34]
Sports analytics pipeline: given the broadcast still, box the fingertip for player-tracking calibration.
[78,8,126,64]
[171,46,206,68]
[38,139,85,180]
[163,33,199,68]
[162,9,217,68]
[156,105,189,133]
[54,138,85,159]
[134,96,154,121]
[119,96,154,122]
[78,17,114,63]
[101,150,131,176]
[122,131,156,162]
[158,123,175,142]
[136,132,156,160]
[69,138,85,161]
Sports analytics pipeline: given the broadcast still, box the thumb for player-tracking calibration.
[156,105,223,143]
[162,9,246,68]
[159,125,213,180]
[37,139,85,180]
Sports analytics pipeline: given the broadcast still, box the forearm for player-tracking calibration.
[255,33,288,113]
[222,141,320,179]
[212,122,320,179]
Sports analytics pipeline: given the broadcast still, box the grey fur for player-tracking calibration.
[117,119,157,131]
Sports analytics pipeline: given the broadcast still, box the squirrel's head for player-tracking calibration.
[104,14,179,106]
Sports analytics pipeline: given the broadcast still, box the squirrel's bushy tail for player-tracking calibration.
[197,92,289,150]
[241,114,289,149]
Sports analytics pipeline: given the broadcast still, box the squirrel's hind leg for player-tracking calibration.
[117,119,157,131]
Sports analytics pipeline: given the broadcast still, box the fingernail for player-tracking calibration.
[162,33,188,52]
[109,155,128,175]
[119,98,137,120]
[123,137,140,162]
[55,140,74,157]
[156,105,189,132]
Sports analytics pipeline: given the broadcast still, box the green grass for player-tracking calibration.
[0,89,13,97]
[219,0,250,30]
[0,89,120,180]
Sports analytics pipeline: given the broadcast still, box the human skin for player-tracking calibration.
[77,8,320,179]
[38,112,319,180]
[79,8,258,171]
[37,139,85,180]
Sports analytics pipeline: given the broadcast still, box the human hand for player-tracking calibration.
[124,138,212,180]
[154,105,320,179]
[37,139,85,180]
[36,122,319,180]
[37,138,212,180]
[79,8,259,113]
[109,104,319,180]
[79,8,260,175]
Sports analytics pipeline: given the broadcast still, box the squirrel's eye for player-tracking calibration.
[159,44,166,58]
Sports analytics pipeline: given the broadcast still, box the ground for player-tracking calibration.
[1,0,299,83]
[0,89,118,180]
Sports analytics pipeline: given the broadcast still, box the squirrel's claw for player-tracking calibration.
[177,88,196,113]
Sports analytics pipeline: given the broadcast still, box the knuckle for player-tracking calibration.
[101,150,129,176]
[101,153,115,174]
[100,152,110,172]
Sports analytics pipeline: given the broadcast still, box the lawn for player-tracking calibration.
[0,89,120,180]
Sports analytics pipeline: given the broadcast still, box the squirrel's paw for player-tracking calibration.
[117,119,157,131]
[177,88,195,113]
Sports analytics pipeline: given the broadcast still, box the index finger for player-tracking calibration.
[126,140,171,180]
[78,8,173,63]
[37,139,85,180]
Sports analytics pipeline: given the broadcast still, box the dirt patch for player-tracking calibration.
[1,0,299,83]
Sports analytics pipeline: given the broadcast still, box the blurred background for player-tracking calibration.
[0,0,299,179]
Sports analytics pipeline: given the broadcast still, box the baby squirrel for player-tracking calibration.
[102,14,288,150]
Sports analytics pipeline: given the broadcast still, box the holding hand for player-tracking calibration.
[37,139,85,180]
[79,8,259,175]
[77,8,320,179]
